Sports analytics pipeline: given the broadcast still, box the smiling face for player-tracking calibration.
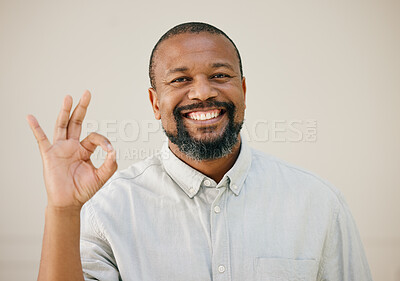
[149,32,246,160]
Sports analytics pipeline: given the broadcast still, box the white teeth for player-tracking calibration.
[188,110,221,121]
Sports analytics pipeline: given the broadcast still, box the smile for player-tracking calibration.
[185,109,223,121]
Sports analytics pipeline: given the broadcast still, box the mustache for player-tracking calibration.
[173,101,234,116]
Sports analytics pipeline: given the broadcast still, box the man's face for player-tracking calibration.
[149,32,246,160]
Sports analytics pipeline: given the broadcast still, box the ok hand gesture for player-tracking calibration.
[27,90,117,209]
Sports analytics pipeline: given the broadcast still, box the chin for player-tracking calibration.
[190,131,225,143]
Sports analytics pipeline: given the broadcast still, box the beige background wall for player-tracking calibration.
[1,0,399,280]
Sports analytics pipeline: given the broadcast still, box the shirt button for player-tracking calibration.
[214,206,221,213]
[218,265,225,273]
[204,179,211,187]
[231,184,238,190]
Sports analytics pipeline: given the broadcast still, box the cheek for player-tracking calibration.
[235,105,245,123]
[161,118,177,134]
[159,100,179,133]
[231,93,246,120]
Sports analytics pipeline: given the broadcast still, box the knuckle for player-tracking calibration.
[37,136,47,143]
[70,119,83,126]
[58,122,68,129]
[88,132,101,141]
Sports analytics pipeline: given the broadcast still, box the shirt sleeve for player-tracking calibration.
[317,195,373,281]
[80,200,121,281]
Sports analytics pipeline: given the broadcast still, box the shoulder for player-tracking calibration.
[81,152,168,229]
[249,148,347,211]
[86,152,168,207]
[105,153,164,189]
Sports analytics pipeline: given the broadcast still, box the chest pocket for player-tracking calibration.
[254,258,317,281]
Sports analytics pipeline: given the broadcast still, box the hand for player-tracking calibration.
[27,90,117,209]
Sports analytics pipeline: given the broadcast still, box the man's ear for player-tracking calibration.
[242,77,247,109]
[148,88,161,120]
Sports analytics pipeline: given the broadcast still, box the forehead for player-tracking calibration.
[153,33,240,75]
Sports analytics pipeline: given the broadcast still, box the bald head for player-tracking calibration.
[149,22,243,89]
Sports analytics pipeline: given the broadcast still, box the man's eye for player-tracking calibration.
[171,77,190,83]
[211,74,231,79]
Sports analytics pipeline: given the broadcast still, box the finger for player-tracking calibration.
[80,132,113,155]
[80,132,117,185]
[67,90,91,140]
[96,148,117,187]
[53,95,73,142]
[26,115,51,154]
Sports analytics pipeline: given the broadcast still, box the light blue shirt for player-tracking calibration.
[80,139,373,280]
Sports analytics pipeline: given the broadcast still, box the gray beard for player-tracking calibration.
[163,101,243,161]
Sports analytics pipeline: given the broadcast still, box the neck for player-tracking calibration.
[168,137,242,183]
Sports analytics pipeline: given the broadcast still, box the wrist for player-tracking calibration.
[46,205,82,216]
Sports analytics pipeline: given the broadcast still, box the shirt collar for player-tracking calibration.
[223,137,252,195]
[161,136,252,198]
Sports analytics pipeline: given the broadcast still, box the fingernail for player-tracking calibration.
[107,143,114,151]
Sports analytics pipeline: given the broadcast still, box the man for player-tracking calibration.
[27,22,373,281]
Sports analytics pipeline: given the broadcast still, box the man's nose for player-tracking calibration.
[187,77,218,101]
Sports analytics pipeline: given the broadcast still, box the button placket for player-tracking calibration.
[210,186,231,280]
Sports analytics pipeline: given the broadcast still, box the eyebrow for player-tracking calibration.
[212,62,234,71]
[166,67,189,76]
[166,62,235,76]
